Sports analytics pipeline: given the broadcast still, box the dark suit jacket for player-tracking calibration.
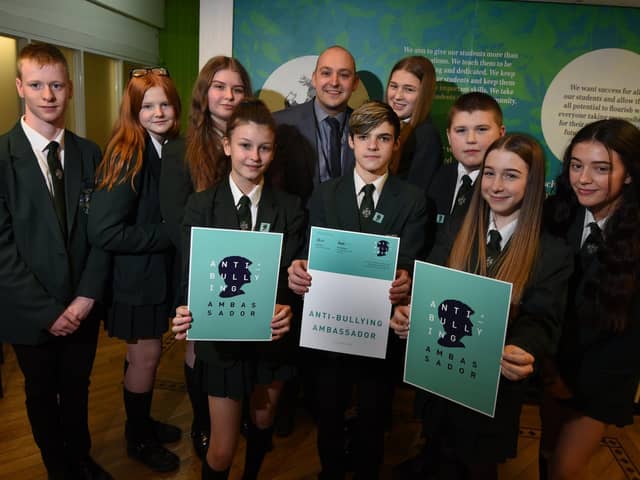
[88,138,174,306]
[0,122,109,345]
[396,117,443,192]
[306,173,428,272]
[159,136,192,249]
[271,100,355,203]
[182,179,307,366]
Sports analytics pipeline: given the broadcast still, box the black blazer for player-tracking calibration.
[271,100,355,203]
[396,116,443,192]
[553,207,640,425]
[306,173,428,272]
[159,136,192,249]
[0,123,109,345]
[88,138,173,306]
[182,179,307,365]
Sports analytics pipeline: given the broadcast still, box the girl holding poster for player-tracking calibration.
[160,56,252,459]
[171,99,306,480]
[88,68,182,472]
[391,133,572,479]
[540,119,640,480]
[385,55,443,191]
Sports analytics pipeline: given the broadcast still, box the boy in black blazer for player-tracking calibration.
[0,44,110,479]
[288,101,427,479]
[426,92,505,248]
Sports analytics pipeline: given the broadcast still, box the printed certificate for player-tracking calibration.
[187,227,283,341]
[300,226,400,359]
[404,261,512,417]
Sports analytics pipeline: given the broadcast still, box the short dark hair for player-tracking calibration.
[349,101,401,139]
[447,91,503,129]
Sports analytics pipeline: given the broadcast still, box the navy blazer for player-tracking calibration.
[271,100,355,203]
[0,122,109,345]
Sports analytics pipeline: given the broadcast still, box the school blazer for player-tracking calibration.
[271,100,355,203]
[396,116,443,192]
[555,207,640,414]
[182,180,307,366]
[306,173,428,272]
[159,136,192,249]
[88,138,174,306]
[0,122,109,345]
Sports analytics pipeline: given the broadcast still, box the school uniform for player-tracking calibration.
[88,135,175,339]
[305,171,428,479]
[271,99,355,204]
[421,217,573,464]
[181,177,306,400]
[553,207,640,427]
[426,162,479,253]
[0,121,109,476]
[395,116,443,192]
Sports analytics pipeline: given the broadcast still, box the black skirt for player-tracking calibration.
[194,343,295,400]
[105,301,170,340]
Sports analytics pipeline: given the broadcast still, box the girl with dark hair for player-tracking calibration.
[391,134,572,479]
[88,68,182,472]
[171,99,306,480]
[540,118,640,480]
[159,56,252,458]
[385,55,443,190]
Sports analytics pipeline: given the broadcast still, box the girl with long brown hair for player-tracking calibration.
[540,119,640,479]
[385,55,443,190]
[88,68,182,473]
[159,56,252,459]
[391,134,572,479]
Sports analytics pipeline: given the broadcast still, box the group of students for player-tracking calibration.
[0,41,638,480]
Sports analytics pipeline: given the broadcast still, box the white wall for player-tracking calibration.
[199,0,234,68]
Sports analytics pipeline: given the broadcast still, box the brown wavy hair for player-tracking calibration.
[385,56,436,172]
[186,56,253,191]
[546,118,640,331]
[97,72,181,190]
[448,133,546,306]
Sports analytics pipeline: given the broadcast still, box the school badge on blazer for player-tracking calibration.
[79,186,93,214]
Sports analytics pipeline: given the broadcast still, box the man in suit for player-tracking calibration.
[0,43,110,479]
[271,45,360,204]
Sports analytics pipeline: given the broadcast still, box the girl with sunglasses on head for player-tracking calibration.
[159,56,252,459]
[540,119,640,480]
[391,134,573,479]
[385,55,443,192]
[88,67,182,472]
[171,98,306,480]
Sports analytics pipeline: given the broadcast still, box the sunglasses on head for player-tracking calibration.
[129,67,170,78]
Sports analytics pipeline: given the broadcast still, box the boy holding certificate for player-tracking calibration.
[171,99,306,480]
[288,101,428,479]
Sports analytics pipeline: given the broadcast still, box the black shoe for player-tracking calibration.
[191,429,210,460]
[73,457,113,480]
[152,418,182,443]
[127,437,180,473]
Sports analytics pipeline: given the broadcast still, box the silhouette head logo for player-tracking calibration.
[437,299,475,348]
[218,255,252,298]
[376,240,389,257]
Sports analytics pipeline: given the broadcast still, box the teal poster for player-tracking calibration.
[233,0,640,189]
[404,261,511,417]
[187,227,283,341]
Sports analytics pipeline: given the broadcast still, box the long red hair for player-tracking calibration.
[97,72,181,190]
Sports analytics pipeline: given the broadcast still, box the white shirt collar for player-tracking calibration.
[581,209,608,245]
[457,162,480,184]
[353,169,388,207]
[150,135,164,158]
[21,116,64,154]
[228,175,263,208]
[487,215,518,250]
